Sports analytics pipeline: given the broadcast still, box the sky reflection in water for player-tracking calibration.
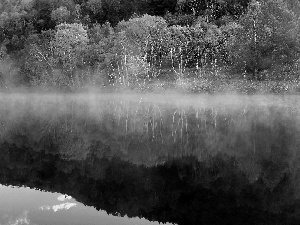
[0,185,167,225]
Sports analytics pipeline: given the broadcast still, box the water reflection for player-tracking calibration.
[0,93,300,225]
[0,185,166,225]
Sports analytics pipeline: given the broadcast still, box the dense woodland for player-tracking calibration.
[1,0,300,91]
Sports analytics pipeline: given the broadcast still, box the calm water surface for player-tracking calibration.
[0,185,162,225]
[1,93,300,225]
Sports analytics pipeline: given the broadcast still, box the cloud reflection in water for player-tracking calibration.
[6,211,35,225]
[39,202,77,212]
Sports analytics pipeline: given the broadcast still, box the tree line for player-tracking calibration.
[1,0,300,89]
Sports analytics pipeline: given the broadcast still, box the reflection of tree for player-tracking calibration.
[0,96,299,165]
[0,140,299,225]
[0,97,300,224]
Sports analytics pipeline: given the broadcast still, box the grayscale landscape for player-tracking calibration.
[1,0,300,225]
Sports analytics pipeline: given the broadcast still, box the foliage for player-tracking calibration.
[0,0,35,52]
[116,14,168,56]
[109,15,169,84]
[177,0,251,20]
[51,22,89,74]
[146,0,177,16]
[84,22,119,84]
[24,31,57,85]
[0,57,21,87]
[85,0,103,15]
[51,6,71,24]
[81,0,148,26]
[31,0,56,32]
[164,11,196,26]
[160,17,240,73]
[22,22,92,88]
[228,0,300,80]
[0,0,300,88]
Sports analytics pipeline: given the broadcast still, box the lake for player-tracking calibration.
[1,93,300,225]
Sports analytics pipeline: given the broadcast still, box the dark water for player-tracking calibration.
[1,93,300,225]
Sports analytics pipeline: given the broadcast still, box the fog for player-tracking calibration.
[1,91,299,161]
[1,91,298,111]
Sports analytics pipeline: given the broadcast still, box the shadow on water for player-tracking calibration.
[1,93,300,225]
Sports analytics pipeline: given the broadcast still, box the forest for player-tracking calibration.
[1,0,300,92]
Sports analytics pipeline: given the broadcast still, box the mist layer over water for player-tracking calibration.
[1,93,300,225]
